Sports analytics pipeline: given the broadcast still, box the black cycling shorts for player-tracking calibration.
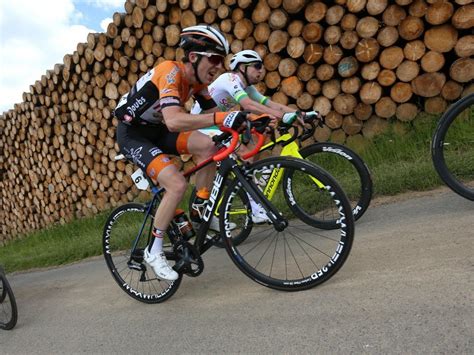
[117,122,187,173]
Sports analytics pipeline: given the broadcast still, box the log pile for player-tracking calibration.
[1,0,473,242]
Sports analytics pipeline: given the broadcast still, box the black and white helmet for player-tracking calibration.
[229,50,263,70]
[179,25,229,57]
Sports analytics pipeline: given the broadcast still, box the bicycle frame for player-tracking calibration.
[238,125,326,204]
[203,124,328,225]
[125,128,285,259]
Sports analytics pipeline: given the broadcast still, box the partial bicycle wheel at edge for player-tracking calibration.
[221,156,355,291]
[0,268,18,330]
[103,203,182,303]
[299,142,373,224]
[432,93,474,201]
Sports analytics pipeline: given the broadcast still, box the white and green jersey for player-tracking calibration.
[191,72,268,114]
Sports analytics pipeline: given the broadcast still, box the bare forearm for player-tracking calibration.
[241,99,282,119]
[163,108,217,131]
[266,101,297,115]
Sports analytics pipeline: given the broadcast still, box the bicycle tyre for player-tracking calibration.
[432,93,474,201]
[298,142,373,228]
[221,156,355,291]
[0,267,18,330]
[103,203,182,303]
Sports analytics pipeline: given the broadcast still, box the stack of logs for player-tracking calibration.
[0,0,473,242]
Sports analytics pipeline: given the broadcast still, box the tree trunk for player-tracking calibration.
[411,72,446,97]
[360,81,382,104]
[424,24,458,52]
[449,57,474,83]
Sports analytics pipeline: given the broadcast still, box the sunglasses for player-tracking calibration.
[245,62,263,70]
[193,52,224,66]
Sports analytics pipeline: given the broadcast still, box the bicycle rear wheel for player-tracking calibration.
[103,203,182,303]
[432,93,474,200]
[0,267,18,330]
[221,157,355,291]
[299,142,372,224]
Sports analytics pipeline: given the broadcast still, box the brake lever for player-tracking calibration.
[269,129,276,144]
[299,121,316,142]
[241,123,252,145]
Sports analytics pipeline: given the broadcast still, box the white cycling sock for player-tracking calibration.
[148,228,165,255]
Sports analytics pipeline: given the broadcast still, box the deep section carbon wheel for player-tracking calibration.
[299,142,372,224]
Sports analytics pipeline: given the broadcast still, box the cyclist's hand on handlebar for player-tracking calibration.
[282,112,299,125]
[214,111,248,132]
[247,113,277,133]
[302,110,324,126]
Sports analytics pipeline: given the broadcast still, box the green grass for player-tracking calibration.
[2,112,473,274]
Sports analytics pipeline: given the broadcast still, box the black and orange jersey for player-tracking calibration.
[114,61,216,125]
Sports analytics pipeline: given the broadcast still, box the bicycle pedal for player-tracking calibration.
[128,260,145,272]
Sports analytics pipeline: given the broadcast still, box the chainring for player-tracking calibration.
[173,241,204,277]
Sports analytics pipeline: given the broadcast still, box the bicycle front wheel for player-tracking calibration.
[299,142,373,224]
[432,93,474,200]
[0,267,18,330]
[221,157,355,291]
[103,203,182,303]
[188,184,252,248]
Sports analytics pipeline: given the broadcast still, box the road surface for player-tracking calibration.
[1,187,473,353]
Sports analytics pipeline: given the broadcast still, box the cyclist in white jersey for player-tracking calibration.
[191,50,320,223]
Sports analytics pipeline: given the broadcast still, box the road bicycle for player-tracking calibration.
[102,125,355,303]
[0,265,18,330]
[191,120,372,235]
[432,93,474,200]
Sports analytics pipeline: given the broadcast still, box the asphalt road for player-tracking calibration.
[1,187,473,354]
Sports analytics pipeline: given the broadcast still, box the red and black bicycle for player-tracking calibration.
[102,123,355,303]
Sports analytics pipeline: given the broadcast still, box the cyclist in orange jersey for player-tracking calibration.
[114,26,265,281]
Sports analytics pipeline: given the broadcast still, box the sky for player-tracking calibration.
[0,0,125,114]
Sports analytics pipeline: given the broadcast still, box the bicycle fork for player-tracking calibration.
[231,166,289,231]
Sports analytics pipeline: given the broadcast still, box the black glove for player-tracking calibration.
[248,113,271,133]
[215,111,248,132]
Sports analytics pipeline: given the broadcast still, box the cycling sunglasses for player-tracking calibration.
[193,52,225,66]
[245,62,263,70]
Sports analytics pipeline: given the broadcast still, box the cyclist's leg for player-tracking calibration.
[187,130,218,191]
[117,123,186,232]
[117,123,183,280]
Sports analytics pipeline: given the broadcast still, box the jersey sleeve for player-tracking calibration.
[194,86,217,111]
[152,62,183,109]
[218,73,249,104]
[246,85,268,105]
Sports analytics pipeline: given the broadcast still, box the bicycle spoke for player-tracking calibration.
[222,157,354,291]
[283,233,305,280]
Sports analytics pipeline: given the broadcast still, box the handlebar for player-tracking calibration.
[212,127,266,162]
[212,128,239,161]
[278,124,300,145]
[241,128,266,160]
[299,120,316,142]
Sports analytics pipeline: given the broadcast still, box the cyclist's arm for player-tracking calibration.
[162,106,218,132]
[265,99,298,116]
[239,96,282,119]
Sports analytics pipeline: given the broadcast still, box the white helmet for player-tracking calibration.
[180,25,229,56]
[229,50,263,70]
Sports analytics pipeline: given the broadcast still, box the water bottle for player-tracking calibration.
[174,209,195,240]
